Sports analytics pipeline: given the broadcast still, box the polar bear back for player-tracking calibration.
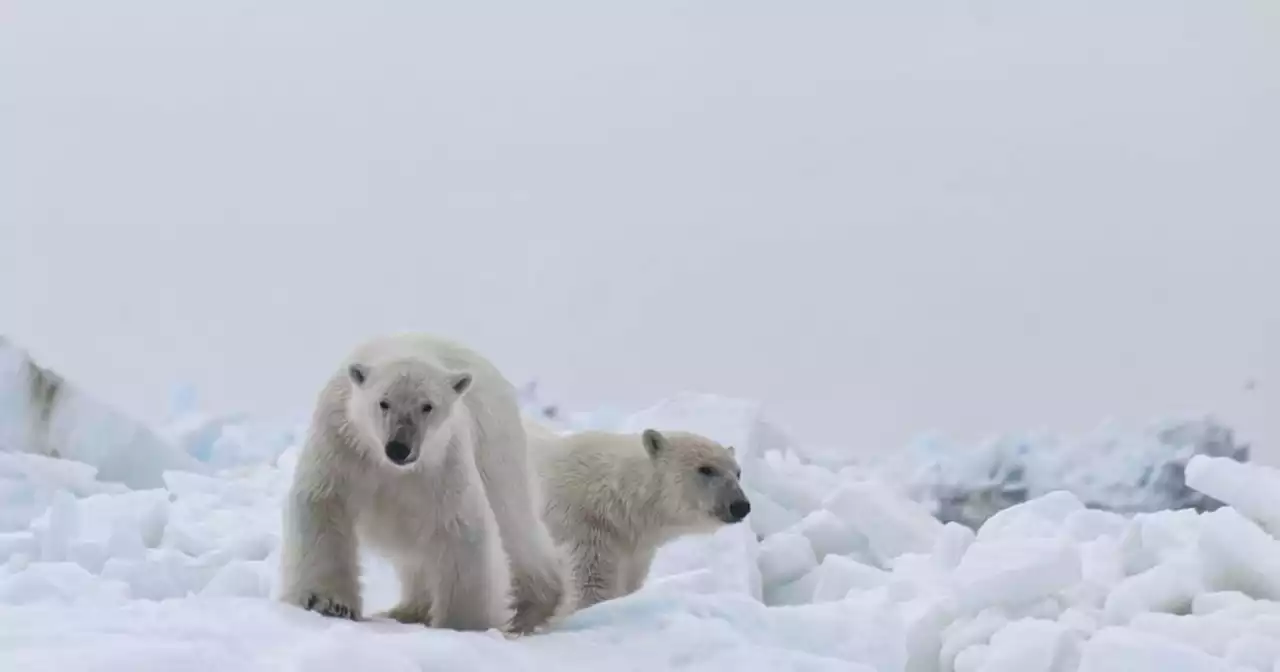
[526,423,652,497]
[348,333,517,403]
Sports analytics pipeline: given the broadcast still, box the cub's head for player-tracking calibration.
[642,428,750,531]
[343,358,472,468]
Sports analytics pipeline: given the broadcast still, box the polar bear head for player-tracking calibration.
[642,428,751,531]
[344,357,472,468]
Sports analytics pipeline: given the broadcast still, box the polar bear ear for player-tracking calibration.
[348,364,367,387]
[642,429,668,459]
[450,372,473,395]
[726,445,736,457]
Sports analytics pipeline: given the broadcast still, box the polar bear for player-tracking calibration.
[527,419,751,609]
[278,332,567,633]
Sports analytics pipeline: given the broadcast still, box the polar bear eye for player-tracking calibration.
[697,465,716,477]
[378,400,390,411]
[420,403,433,414]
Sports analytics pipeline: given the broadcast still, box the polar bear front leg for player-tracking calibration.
[476,431,568,633]
[428,508,512,632]
[278,487,362,620]
[620,546,656,596]
[571,538,621,610]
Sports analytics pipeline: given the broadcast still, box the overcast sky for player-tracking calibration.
[2,0,1277,461]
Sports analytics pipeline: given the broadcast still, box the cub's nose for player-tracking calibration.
[384,440,412,465]
[728,499,751,522]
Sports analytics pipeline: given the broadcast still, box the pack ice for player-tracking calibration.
[2,372,1279,671]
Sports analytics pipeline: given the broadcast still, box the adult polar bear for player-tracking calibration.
[278,332,567,634]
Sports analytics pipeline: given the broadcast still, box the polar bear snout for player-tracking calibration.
[709,475,750,524]
[385,439,413,465]
[720,497,751,524]
[726,498,751,523]
[382,421,422,466]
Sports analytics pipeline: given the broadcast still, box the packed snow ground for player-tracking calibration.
[3,387,1280,671]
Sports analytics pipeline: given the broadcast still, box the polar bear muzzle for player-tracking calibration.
[384,422,422,466]
[726,498,751,523]
[385,439,412,465]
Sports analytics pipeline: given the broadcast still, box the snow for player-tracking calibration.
[809,554,889,603]
[1185,456,1280,537]
[979,618,1076,671]
[793,508,875,566]
[1076,628,1232,672]
[758,532,819,587]
[2,388,1279,671]
[825,480,946,562]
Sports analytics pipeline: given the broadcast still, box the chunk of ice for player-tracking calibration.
[951,538,1081,614]
[939,608,1008,671]
[1186,455,1280,536]
[976,490,1086,542]
[1103,556,1203,624]
[1077,626,1231,672]
[810,554,889,603]
[789,509,873,563]
[980,618,1075,672]
[758,532,818,586]
[1224,633,1280,671]
[824,479,943,564]
[0,340,205,489]
[1198,508,1280,601]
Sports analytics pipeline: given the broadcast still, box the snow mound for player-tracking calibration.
[0,338,206,489]
[3,390,1280,671]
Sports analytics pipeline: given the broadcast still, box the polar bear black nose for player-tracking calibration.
[385,440,412,464]
[728,499,751,522]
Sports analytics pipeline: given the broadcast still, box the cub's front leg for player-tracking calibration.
[570,537,621,611]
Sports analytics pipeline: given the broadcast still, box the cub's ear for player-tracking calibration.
[726,445,736,457]
[450,372,473,395]
[348,364,367,386]
[642,429,669,459]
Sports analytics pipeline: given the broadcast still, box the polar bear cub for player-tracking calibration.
[278,332,567,633]
[527,419,751,610]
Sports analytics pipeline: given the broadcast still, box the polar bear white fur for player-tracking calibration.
[527,419,751,610]
[278,332,567,633]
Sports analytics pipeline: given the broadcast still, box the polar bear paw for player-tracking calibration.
[507,561,569,634]
[290,592,360,621]
[382,601,433,626]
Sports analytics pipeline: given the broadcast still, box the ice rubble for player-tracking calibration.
[877,419,1250,530]
[3,387,1280,671]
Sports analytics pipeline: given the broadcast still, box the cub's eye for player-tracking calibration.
[421,403,434,414]
[378,400,390,411]
[697,465,716,477]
